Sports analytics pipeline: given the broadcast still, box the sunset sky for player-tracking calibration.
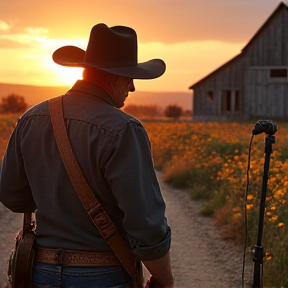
[0,0,284,92]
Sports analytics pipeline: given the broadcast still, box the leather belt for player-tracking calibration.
[35,245,121,266]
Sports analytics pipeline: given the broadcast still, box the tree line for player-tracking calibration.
[0,94,28,114]
[124,104,191,120]
[0,94,191,120]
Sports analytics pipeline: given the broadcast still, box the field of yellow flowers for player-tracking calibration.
[0,115,19,158]
[143,121,288,288]
[1,117,288,287]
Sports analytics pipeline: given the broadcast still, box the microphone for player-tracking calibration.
[252,120,277,136]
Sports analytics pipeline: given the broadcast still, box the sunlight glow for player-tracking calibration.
[0,20,10,31]
[54,65,83,86]
[48,65,83,86]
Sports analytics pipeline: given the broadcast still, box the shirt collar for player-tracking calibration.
[68,80,114,106]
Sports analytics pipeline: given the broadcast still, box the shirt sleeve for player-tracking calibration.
[0,119,36,212]
[103,121,171,261]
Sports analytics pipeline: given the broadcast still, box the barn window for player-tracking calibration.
[222,90,240,113]
[207,91,214,101]
[226,91,231,111]
[270,69,287,78]
[222,90,231,112]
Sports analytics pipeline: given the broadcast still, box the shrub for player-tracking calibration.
[164,104,182,121]
[0,94,27,114]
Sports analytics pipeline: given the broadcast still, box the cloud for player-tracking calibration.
[0,25,49,49]
[25,27,49,36]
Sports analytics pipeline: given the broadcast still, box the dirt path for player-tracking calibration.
[0,171,253,288]
[157,171,253,287]
[0,204,22,287]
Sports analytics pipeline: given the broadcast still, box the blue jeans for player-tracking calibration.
[32,262,132,288]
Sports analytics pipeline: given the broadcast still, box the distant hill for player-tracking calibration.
[0,83,192,110]
[125,90,192,110]
[0,83,71,107]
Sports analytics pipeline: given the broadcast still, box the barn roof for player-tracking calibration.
[189,54,242,89]
[189,2,288,90]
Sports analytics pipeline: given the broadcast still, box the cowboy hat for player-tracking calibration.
[52,23,166,79]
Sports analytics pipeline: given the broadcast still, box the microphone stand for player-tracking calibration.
[252,134,275,288]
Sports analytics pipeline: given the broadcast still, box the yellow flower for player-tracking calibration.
[233,212,242,219]
[233,207,241,212]
[283,181,288,187]
[247,194,254,200]
[266,251,272,260]
[276,189,284,197]
[271,215,279,221]
[246,204,254,211]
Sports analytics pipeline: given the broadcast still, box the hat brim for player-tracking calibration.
[52,46,166,79]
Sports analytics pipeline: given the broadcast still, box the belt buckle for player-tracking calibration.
[54,249,64,265]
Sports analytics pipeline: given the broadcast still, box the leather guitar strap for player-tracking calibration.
[49,95,138,281]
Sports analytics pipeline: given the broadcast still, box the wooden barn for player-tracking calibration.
[189,2,288,122]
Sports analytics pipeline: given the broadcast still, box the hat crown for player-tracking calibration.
[84,24,138,68]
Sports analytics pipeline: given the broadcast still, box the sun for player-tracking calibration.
[51,65,83,86]
[42,54,83,86]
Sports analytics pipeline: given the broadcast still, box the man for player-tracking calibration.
[0,24,174,288]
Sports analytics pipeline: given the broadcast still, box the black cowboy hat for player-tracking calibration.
[52,23,166,79]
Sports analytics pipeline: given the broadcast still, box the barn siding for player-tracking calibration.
[192,55,244,121]
[244,66,288,119]
[285,86,288,117]
[245,8,288,67]
[190,3,288,121]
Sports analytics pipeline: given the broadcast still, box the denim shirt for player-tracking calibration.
[0,80,171,261]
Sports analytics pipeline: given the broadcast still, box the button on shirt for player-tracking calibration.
[0,80,171,261]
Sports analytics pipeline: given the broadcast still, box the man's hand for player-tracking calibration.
[142,252,174,287]
[145,275,174,288]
